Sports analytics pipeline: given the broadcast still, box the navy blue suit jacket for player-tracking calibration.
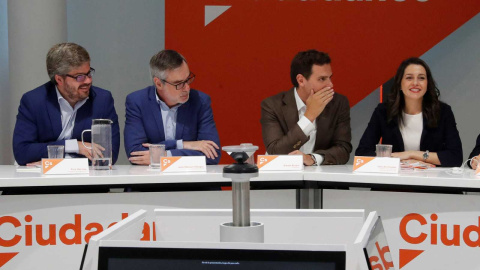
[124,86,221,164]
[13,81,120,165]
[355,102,463,167]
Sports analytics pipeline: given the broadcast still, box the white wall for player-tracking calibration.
[0,0,165,164]
[422,13,480,160]
[0,0,10,164]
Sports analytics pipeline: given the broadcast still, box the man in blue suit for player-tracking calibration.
[125,50,221,165]
[13,43,120,165]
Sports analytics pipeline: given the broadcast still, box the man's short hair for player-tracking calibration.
[149,50,186,81]
[290,50,331,87]
[46,43,90,84]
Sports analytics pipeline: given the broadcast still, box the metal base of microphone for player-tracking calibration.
[220,221,264,243]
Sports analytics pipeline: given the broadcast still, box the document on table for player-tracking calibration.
[15,165,42,173]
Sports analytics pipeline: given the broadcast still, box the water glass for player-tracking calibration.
[376,144,393,157]
[149,144,166,169]
[47,145,64,159]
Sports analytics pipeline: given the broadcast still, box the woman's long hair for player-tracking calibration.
[386,57,441,128]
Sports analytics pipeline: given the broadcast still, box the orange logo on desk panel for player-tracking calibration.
[353,156,375,171]
[257,155,278,169]
[42,159,63,174]
[161,157,182,171]
[0,212,157,267]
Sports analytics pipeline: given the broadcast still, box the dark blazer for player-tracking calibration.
[468,134,480,168]
[12,81,120,165]
[355,102,463,167]
[260,88,352,165]
[124,86,221,165]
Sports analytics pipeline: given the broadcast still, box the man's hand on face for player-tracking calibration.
[184,140,219,160]
[128,143,151,165]
[304,86,334,122]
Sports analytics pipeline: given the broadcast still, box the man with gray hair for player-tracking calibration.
[13,42,120,165]
[124,49,221,164]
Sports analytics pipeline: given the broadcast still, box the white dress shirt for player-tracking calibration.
[294,88,324,165]
[156,91,184,157]
[399,112,423,151]
[56,88,88,155]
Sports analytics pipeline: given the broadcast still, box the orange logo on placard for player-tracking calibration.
[161,157,182,171]
[257,155,278,169]
[352,156,375,171]
[42,159,63,174]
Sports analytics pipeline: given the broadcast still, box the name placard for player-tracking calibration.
[353,156,400,174]
[161,156,207,172]
[41,158,89,175]
[257,155,303,171]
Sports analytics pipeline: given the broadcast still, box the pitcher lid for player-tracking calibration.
[92,119,113,124]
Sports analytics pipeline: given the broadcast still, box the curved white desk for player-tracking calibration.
[2,164,478,191]
[1,164,480,270]
[304,165,480,192]
[0,165,304,189]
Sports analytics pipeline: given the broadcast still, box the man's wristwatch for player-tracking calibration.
[423,150,430,161]
[309,154,318,166]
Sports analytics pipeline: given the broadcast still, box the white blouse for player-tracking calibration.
[399,112,423,151]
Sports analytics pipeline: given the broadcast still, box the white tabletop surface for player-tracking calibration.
[1,165,479,190]
[0,165,304,188]
[304,165,480,189]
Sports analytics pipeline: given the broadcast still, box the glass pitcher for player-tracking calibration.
[81,119,113,170]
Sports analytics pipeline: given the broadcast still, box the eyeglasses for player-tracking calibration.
[64,68,95,82]
[161,73,195,90]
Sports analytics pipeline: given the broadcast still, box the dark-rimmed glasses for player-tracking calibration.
[161,73,195,90]
[64,68,95,82]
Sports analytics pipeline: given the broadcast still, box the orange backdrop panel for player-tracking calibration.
[166,0,480,163]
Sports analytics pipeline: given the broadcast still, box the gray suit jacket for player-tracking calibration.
[260,88,352,165]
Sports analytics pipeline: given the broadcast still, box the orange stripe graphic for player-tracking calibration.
[353,156,375,171]
[42,159,63,174]
[257,155,278,169]
[161,157,182,171]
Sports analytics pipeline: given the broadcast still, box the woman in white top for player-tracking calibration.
[355,57,463,167]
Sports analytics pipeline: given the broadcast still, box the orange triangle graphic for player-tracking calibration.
[399,249,424,269]
[42,159,63,174]
[257,155,278,169]
[0,252,19,268]
[353,156,375,171]
[161,156,182,171]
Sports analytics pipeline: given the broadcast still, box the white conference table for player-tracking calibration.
[3,165,479,270]
[3,165,477,187]
[2,164,479,208]
[304,165,480,191]
[297,165,480,208]
[0,165,304,189]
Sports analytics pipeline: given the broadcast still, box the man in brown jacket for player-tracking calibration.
[260,50,352,165]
